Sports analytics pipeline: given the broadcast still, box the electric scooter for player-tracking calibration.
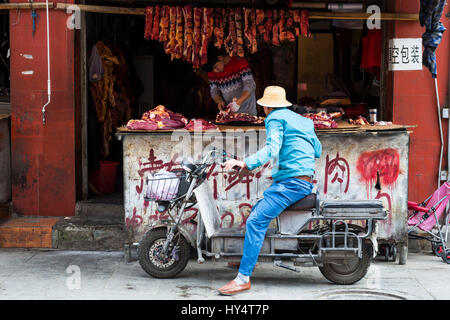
[138,148,388,285]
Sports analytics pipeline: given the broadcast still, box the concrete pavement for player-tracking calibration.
[0,248,449,300]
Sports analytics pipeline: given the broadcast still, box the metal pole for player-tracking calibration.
[436,78,444,188]
[41,0,51,125]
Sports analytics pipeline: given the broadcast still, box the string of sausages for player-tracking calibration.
[144,6,310,69]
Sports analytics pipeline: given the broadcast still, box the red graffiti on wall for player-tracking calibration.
[324,153,350,194]
[219,202,253,228]
[129,149,272,230]
[356,148,400,186]
[126,207,143,228]
[376,190,392,211]
[220,211,234,228]
[356,148,400,212]
[138,149,181,177]
[238,203,252,227]
[207,160,271,200]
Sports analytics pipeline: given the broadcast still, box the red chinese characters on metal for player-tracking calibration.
[324,153,350,194]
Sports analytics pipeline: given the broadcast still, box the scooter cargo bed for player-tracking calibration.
[321,200,387,219]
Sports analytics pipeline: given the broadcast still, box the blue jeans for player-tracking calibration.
[238,177,313,276]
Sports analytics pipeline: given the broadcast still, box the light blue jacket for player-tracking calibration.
[244,108,322,182]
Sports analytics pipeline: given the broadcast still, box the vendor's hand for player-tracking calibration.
[223,159,246,172]
[233,97,243,107]
[228,98,241,113]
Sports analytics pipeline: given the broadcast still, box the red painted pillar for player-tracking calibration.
[391,1,449,202]
[9,1,76,216]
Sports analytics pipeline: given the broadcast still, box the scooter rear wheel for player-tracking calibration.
[318,242,372,285]
[138,228,190,278]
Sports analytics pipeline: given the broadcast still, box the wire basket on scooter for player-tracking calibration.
[144,169,189,202]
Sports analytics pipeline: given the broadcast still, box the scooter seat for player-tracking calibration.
[285,193,317,211]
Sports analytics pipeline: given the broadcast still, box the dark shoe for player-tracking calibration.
[218,280,251,296]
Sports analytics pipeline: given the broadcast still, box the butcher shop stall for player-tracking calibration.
[79,0,414,263]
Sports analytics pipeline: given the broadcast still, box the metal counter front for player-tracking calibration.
[116,124,410,262]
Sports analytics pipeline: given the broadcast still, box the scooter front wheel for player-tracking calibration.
[138,228,190,278]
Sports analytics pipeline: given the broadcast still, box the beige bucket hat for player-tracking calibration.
[257,85,292,108]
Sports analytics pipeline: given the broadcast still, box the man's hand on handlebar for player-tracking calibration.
[223,159,246,172]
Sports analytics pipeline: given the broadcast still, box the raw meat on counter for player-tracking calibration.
[126,120,159,131]
[349,116,369,125]
[127,105,188,130]
[215,110,265,124]
[184,118,219,131]
[302,111,338,129]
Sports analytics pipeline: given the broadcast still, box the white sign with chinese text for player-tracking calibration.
[388,38,422,71]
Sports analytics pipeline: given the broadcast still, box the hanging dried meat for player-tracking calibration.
[250,9,257,53]
[243,8,252,52]
[90,41,133,157]
[144,7,153,41]
[182,5,193,63]
[234,8,244,57]
[301,10,310,37]
[200,7,214,66]
[164,6,177,58]
[224,8,237,56]
[174,6,184,59]
[192,7,202,69]
[279,9,286,42]
[213,8,225,49]
[272,9,280,46]
[243,8,257,54]
[285,10,296,42]
[143,6,312,69]
[256,9,265,35]
[151,6,160,40]
[159,6,170,42]
[293,9,301,37]
[264,9,273,44]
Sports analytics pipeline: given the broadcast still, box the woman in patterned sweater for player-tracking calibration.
[203,45,257,116]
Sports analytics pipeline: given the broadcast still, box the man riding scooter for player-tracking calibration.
[219,85,322,295]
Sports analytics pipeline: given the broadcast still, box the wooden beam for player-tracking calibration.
[309,12,419,21]
[55,3,145,15]
[0,2,54,10]
[54,3,419,22]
